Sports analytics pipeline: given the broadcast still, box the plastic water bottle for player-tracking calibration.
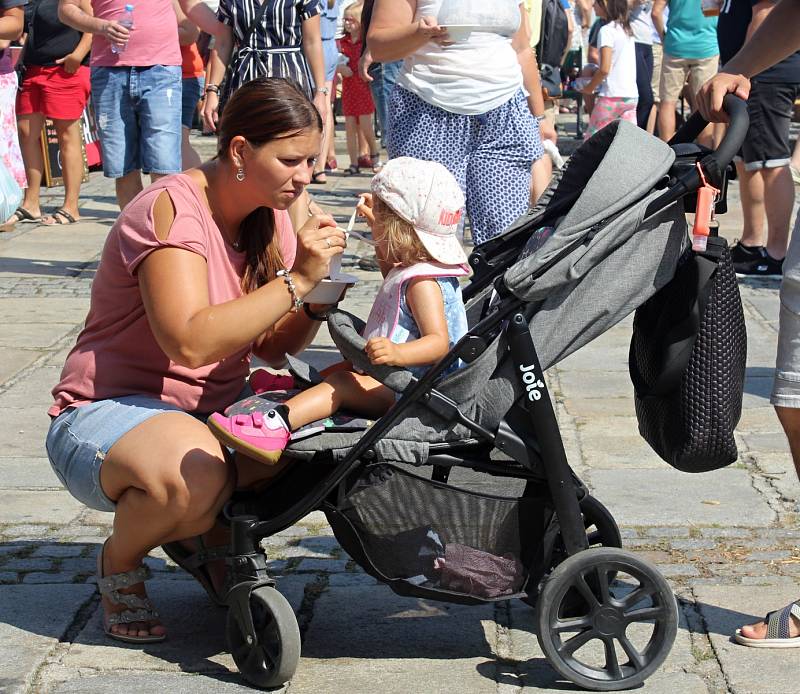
[110,4,134,54]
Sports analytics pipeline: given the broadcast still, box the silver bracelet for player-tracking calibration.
[276,269,303,313]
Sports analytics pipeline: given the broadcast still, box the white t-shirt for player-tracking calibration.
[397,0,524,115]
[596,21,637,98]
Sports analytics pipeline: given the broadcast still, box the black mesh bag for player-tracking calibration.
[629,236,746,472]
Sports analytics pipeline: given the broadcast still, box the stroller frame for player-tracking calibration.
[217,96,750,691]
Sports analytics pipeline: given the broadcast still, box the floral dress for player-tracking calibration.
[0,50,27,189]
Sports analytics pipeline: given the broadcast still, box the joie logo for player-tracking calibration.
[519,363,544,401]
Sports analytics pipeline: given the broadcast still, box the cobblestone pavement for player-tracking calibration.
[1,126,800,693]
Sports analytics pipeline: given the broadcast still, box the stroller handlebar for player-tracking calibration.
[668,94,749,172]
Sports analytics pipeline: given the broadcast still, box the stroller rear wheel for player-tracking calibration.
[226,586,301,689]
[536,547,677,691]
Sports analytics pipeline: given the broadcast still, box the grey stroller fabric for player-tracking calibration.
[285,121,688,465]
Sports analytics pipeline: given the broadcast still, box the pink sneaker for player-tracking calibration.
[207,411,290,465]
[248,369,295,395]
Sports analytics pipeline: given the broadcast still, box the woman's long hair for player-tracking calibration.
[217,77,323,294]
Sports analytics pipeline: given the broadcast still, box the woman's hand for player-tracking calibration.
[202,90,220,133]
[417,16,449,45]
[356,192,375,228]
[292,213,346,293]
[366,336,403,366]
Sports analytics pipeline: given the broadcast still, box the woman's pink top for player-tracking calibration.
[49,174,296,417]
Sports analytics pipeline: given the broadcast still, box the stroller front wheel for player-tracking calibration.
[535,547,677,691]
[226,585,301,689]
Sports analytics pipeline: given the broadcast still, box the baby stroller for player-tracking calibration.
[216,96,749,691]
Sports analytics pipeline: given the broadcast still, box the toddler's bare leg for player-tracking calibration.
[285,370,395,430]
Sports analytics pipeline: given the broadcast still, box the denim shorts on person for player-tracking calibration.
[91,65,182,178]
[181,75,205,129]
[772,213,800,408]
[45,396,190,512]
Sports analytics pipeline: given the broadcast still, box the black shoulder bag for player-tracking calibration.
[629,236,747,473]
[218,0,271,115]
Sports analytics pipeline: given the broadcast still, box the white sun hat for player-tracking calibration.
[371,157,468,266]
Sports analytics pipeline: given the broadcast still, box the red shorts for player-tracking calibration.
[17,64,91,121]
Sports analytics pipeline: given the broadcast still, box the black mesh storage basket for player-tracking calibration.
[324,464,553,604]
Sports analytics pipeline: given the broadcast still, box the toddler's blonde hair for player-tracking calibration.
[344,2,364,20]
[373,195,433,267]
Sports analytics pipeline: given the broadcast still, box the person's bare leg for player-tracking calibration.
[792,138,800,172]
[358,114,378,160]
[762,165,795,260]
[738,404,800,640]
[657,100,677,142]
[284,371,395,430]
[737,163,766,248]
[47,119,84,221]
[115,170,144,210]
[181,126,202,170]
[97,413,235,639]
[313,80,334,180]
[646,104,657,135]
[344,116,359,167]
[11,113,45,221]
[531,155,552,204]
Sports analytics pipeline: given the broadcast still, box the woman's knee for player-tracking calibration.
[157,446,232,518]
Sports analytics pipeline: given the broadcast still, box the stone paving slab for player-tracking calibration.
[695,584,800,694]
[0,349,42,387]
[588,467,776,527]
[0,584,95,694]
[0,490,84,526]
[0,458,61,489]
[47,673,259,694]
[0,408,57,459]
[292,584,496,693]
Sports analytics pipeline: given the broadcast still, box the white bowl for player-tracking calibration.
[303,273,358,305]
[442,24,480,42]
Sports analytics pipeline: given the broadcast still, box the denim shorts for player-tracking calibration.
[45,396,191,512]
[772,212,800,408]
[91,65,182,178]
[181,75,204,129]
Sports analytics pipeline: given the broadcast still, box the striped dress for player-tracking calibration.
[218,0,320,98]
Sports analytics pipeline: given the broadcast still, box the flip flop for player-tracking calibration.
[42,209,79,225]
[161,536,228,607]
[734,600,800,648]
[7,207,42,224]
[96,540,166,644]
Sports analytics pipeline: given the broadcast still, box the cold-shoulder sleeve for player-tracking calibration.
[117,181,214,276]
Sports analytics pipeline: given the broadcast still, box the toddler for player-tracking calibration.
[208,157,470,464]
[579,0,638,139]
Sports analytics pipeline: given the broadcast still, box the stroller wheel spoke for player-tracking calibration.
[553,615,593,633]
[574,573,601,609]
[620,584,656,610]
[624,605,667,624]
[618,633,646,671]
[594,565,612,604]
[559,626,599,655]
[603,637,623,679]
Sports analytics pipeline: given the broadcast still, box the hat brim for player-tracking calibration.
[414,227,469,266]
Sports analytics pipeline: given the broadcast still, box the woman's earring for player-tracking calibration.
[236,168,246,182]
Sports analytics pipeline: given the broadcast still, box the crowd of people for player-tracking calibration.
[0,0,798,656]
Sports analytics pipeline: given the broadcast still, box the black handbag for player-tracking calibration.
[539,64,563,99]
[218,0,270,115]
[629,235,747,473]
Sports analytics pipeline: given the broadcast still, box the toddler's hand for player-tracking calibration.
[339,65,353,78]
[366,336,402,366]
[356,193,375,228]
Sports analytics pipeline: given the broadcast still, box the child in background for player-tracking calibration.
[337,2,379,175]
[208,158,470,464]
[579,0,638,139]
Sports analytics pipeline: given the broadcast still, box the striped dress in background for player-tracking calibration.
[218,0,320,98]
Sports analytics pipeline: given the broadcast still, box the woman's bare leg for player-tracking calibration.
[313,79,335,180]
[181,126,202,170]
[344,115,359,167]
[357,114,378,158]
[98,412,235,639]
[51,119,84,221]
[15,113,46,219]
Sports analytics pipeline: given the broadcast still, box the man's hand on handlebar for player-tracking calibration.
[696,71,751,123]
